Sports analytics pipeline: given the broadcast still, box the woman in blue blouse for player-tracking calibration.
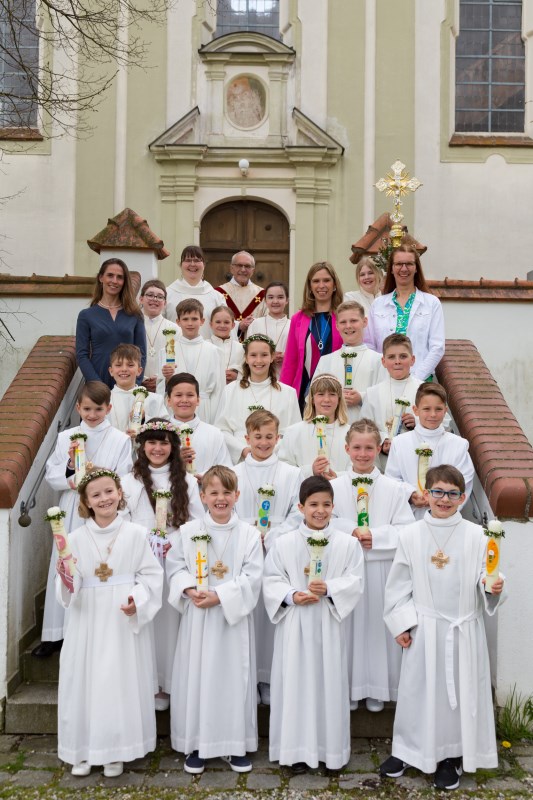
[366,244,444,380]
[76,258,146,387]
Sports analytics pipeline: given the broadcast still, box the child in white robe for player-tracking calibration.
[380,465,505,791]
[166,466,263,774]
[331,419,414,712]
[165,373,232,476]
[216,333,301,464]
[315,300,382,424]
[121,419,204,710]
[247,281,290,377]
[209,305,244,383]
[55,467,163,778]
[35,381,132,658]
[157,298,225,425]
[360,333,421,468]
[386,382,474,519]
[279,373,352,479]
[234,410,301,705]
[139,279,175,393]
[264,475,364,772]
[108,344,169,434]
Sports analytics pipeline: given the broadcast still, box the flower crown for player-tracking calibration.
[243,333,275,349]
[137,420,177,436]
[310,372,341,388]
[77,468,119,491]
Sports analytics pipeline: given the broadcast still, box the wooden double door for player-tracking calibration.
[200,200,289,289]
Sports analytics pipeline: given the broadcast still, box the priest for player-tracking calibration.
[215,251,266,339]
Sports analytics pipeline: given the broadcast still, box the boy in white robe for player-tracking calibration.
[315,300,383,424]
[157,298,225,425]
[139,279,175,393]
[360,333,422,469]
[34,381,132,658]
[209,305,244,383]
[234,410,302,705]
[108,344,169,434]
[166,466,263,775]
[380,465,505,791]
[165,373,232,476]
[55,467,163,777]
[331,419,414,712]
[385,383,474,519]
[264,476,364,773]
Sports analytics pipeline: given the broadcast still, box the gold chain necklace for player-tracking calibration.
[178,340,204,375]
[145,317,165,358]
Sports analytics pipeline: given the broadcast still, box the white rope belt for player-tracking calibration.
[81,574,135,589]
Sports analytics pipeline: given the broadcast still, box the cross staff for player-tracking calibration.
[375,160,422,246]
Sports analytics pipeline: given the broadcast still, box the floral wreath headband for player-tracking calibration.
[243,333,276,349]
[310,372,342,388]
[77,468,120,491]
[137,420,178,437]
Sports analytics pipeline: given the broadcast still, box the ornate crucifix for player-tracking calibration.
[375,160,422,246]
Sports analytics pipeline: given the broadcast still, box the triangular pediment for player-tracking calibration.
[148,107,204,148]
[292,109,344,154]
[199,32,295,57]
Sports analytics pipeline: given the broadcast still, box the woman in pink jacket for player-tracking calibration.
[280,261,344,412]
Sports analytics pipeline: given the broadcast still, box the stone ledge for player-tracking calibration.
[436,339,533,519]
[0,336,77,508]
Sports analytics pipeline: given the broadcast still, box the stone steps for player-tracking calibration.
[6,641,394,737]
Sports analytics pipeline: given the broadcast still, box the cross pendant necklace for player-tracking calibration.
[426,520,460,569]
[209,530,232,580]
[85,523,122,582]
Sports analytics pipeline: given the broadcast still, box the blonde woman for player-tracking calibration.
[345,255,382,316]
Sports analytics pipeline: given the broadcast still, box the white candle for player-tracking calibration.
[153,490,170,531]
[415,442,433,493]
[46,507,76,578]
[485,519,503,593]
[69,433,88,487]
[163,329,177,364]
[194,539,209,592]
[356,487,369,530]
[130,387,149,434]
[390,396,409,438]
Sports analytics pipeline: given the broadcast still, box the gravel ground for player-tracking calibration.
[0,735,530,799]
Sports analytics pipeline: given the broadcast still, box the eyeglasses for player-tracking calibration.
[233,264,254,270]
[428,489,463,500]
[143,293,166,301]
[183,258,204,264]
[393,261,416,268]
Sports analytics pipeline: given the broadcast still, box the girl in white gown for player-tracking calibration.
[121,419,204,709]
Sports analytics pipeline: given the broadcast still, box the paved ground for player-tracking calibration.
[0,734,531,798]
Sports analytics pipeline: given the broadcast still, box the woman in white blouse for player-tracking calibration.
[365,244,445,380]
[344,255,382,316]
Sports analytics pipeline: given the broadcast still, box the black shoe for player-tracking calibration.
[184,751,205,774]
[291,762,308,775]
[434,758,462,790]
[379,755,408,778]
[221,754,252,773]
[31,640,63,658]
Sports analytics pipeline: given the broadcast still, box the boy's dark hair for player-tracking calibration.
[166,372,200,397]
[176,298,204,318]
[265,280,289,298]
[382,333,413,356]
[415,382,447,405]
[109,343,142,365]
[180,244,205,263]
[425,465,465,493]
[211,304,235,322]
[299,475,334,504]
[77,380,111,406]
[140,279,167,298]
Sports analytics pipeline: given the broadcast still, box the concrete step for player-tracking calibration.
[21,642,60,683]
[5,682,393,738]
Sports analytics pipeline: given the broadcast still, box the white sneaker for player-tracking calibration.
[366,698,384,712]
[103,762,123,778]
[350,700,359,711]
[71,762,91,777]
[259,682,270,705]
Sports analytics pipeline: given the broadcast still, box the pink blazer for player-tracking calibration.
[280,310,343,392]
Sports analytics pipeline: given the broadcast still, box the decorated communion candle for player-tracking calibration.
[180,427,195,474]
[153,489,171,531]
[46,507,76,578]
[192,535,210,592]
[390,396,410,438]
[257,485,275,533]
[356,486,369,531]
[163,328,177,364]
[130,386,149,434]
[415,442,433,493]
[69,432,88,486]
[485,519,504,593]
[313,416,329,457]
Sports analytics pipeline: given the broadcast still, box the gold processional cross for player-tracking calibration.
[375,160,422,247]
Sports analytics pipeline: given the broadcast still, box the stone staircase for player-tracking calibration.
[5,640,395,738]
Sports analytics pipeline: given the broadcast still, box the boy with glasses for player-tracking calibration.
[140,280,174,392]
[380,464,505,791]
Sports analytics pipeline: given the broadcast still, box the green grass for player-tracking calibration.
[497,685,533,742]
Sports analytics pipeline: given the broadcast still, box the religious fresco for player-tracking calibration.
[226,75,266,129]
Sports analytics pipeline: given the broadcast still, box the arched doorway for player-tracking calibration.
[200,199,289,289]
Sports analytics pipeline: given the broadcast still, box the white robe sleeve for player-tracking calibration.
[262,543,295,624]
[128,535,164,633]
[145,393,170,421]
[186,476,205,520]
[411,299,445,381]
[323,539,364,622]
[370,490,415,553]
[383,534,419,637]
[165,533,197,614]
[385,439,418,499]
[45,435,71,492]
[215,530,263,626]
[114,436,134,476]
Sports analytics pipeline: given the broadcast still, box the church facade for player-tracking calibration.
[2,0,533,295]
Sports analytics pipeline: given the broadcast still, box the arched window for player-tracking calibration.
[0,0,39,128]
[216,0,280,40]
[455,0,524,133]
